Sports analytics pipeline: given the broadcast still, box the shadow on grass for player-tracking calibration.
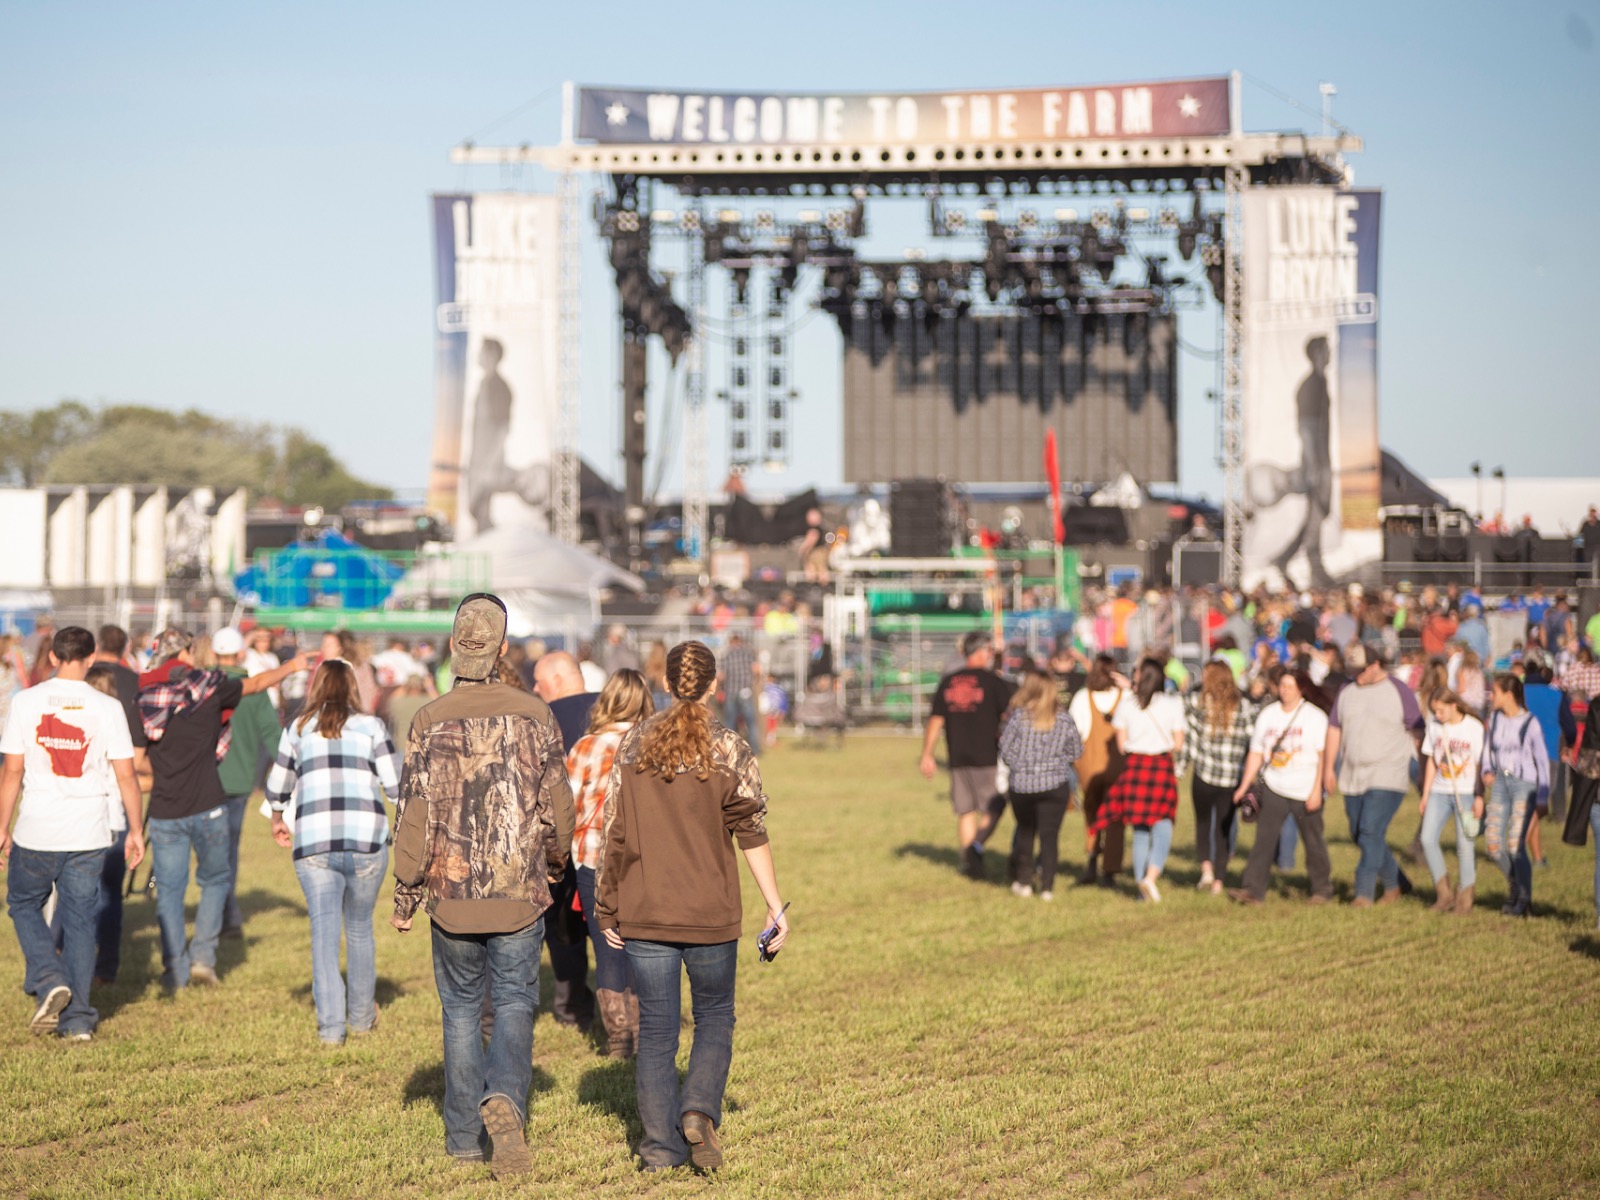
[1568,935,1600,962]
[893,842,1010,887]
[403,1060,554,1116]
[578,1060,643,1153]
[234,887,304,921]
[289,976,408,1007]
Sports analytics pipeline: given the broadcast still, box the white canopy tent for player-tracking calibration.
[391,523,643,638]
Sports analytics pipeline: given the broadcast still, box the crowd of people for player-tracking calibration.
[923,581,1600,925]
[0,607,786,1177]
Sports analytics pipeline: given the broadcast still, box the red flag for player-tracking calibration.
[1043,429,1065,544]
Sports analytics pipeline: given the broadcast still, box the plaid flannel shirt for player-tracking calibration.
[138,666,234,762]
[1558,662,1600,701]
[567,721,633,871]
[1181,692,1257,788]
[265,713,401,859]
[998,708,1084,794]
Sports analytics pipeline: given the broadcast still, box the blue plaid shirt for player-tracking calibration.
[998,708,1084,794]
[265,713,401,859]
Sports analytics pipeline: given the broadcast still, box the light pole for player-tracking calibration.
[1492,466,1506,527]
[1470,461,1482,524]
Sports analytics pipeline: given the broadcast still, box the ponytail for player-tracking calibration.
[636,640,718,780]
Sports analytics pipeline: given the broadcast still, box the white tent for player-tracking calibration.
[391,523,643,637]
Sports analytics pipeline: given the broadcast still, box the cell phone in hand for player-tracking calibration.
[757,902,790,963]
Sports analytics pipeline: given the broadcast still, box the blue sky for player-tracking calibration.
[2,1,1597,506]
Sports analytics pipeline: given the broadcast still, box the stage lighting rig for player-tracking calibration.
[602,203,693,365]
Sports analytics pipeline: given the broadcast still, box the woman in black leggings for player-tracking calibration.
[1183,661,1257,894]
[999,668,1084,900]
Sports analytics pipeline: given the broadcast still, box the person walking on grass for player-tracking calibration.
[1324,643,1422,908]
[998,668,1084,901]
[1418,690,1485,915]
[567,668,653,1058]
[0,626,144,1041]
[266,659,400,1047]
[595,641,789,1173]
[1095,657,1185,903]
[212,627,282,940]
[1228,669,1333,907]
[920,632,1015,880]
[1068,655,1129,886]
[1184,661,1257,895]
[1482,673,1549,918]
[390,595,574,1174]
[138,629,308,991]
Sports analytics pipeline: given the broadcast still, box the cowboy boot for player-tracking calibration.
[623,988,639,1056]
[1451,885,1474,915]
[1429,876,1454,913]
[596,989,633,1059]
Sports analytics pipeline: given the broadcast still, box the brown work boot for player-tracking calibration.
[480,1095,531,1177]
[1429,877,1454,913]
[1452,885,1475,915]
[681,1110,723,1171]
[1226,888,1262,906]
[596,988,635,1059]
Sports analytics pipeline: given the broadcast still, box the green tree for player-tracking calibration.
[2,400,393,509]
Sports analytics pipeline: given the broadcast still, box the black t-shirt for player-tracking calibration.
[930,668,1015,768]
[148,673,245,820]
[548,692,599,754]
[1054,667,1088,709]
[101,661,148,748]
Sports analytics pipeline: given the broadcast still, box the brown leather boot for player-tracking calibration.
[1429,877,1454,913]
[596,988,634,1059]
[1452,885,1474,915]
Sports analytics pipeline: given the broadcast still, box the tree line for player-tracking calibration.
[0,401,392,510]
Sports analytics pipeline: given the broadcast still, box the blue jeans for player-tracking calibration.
[431,919,544,1157]
[723,690,761,757]
[1277,811,1298,870]
[1486,774,1536,902]
[7,845,102,1036]
[575,866,629,993]
[1420,791,1477,890]
[49,828,127,981]
[1344,788,1406,900]
[626,939,738,1168]
[149,805,233,988]
[293,847,386,1043]
[1131,819,1174,881]
[222,793,251,932]
[1590,804,1600,921]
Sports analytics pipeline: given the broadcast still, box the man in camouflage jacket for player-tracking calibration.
[391,594,575,1175]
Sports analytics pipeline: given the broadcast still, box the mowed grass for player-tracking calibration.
[3,735,1599,1199]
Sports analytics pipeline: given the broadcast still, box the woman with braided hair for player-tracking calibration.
[594,640,789,1173]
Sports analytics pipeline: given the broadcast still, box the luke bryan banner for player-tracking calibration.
[1241,187,1382,589]
[428,192,559,536]
[575,79,1231,147]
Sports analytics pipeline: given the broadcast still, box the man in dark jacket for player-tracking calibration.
[391,595,575,1176]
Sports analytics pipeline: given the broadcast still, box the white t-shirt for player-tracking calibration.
[1250,700,1329,802]
[1111,693,1185,755]
[0,678,134,852]
[1421,715,1485,799]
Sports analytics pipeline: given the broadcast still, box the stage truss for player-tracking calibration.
[457,75,1360,585]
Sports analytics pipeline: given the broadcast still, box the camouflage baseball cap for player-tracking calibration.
[450,593,507,680]
[151,627,194,665]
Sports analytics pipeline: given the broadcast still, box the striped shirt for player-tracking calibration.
[721,643,758,694]
[567,721,634,871]
[1182,693,1257,789]
[265,713,401,860]
[998,708,1084,794]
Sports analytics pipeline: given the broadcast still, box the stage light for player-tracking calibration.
[797,210,822,224]
[754,210,776,232]
[1202,242,1224,302]
[616,210,640,233]
[718,209,742,225]
[1054,208,1079,223]
[944,209,967,232]
[1126,208,1149,222]
[731,267,751,307]
[1018,209,1038,230]
[976,207,999,223]
[680,210,702,231]
[651,210,675,224]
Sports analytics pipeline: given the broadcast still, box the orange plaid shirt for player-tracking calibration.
[567,721,634,871]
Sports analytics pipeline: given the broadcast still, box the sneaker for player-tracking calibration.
[1138,877,1162,904]
[681,1111,723,1172]
[480,1095,531,1177]
[188,964,219,987]
[1010,882,1033,898]
[1039,890,1054,902]
[62,1030,93,1043]
[30,985,71,1035]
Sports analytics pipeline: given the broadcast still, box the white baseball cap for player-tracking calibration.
[212,627,245,657]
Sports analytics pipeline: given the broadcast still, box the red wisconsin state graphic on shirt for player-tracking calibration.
[36,713,89,777]
[943,674,986,713]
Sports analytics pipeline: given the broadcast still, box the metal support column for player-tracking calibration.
[1221,161,1247,587]
[554,166,582,545]
[681,203,709,566]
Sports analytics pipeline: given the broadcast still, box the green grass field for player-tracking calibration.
[3,735,1598,1199]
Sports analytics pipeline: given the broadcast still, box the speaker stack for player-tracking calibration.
[889,479,950,557]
